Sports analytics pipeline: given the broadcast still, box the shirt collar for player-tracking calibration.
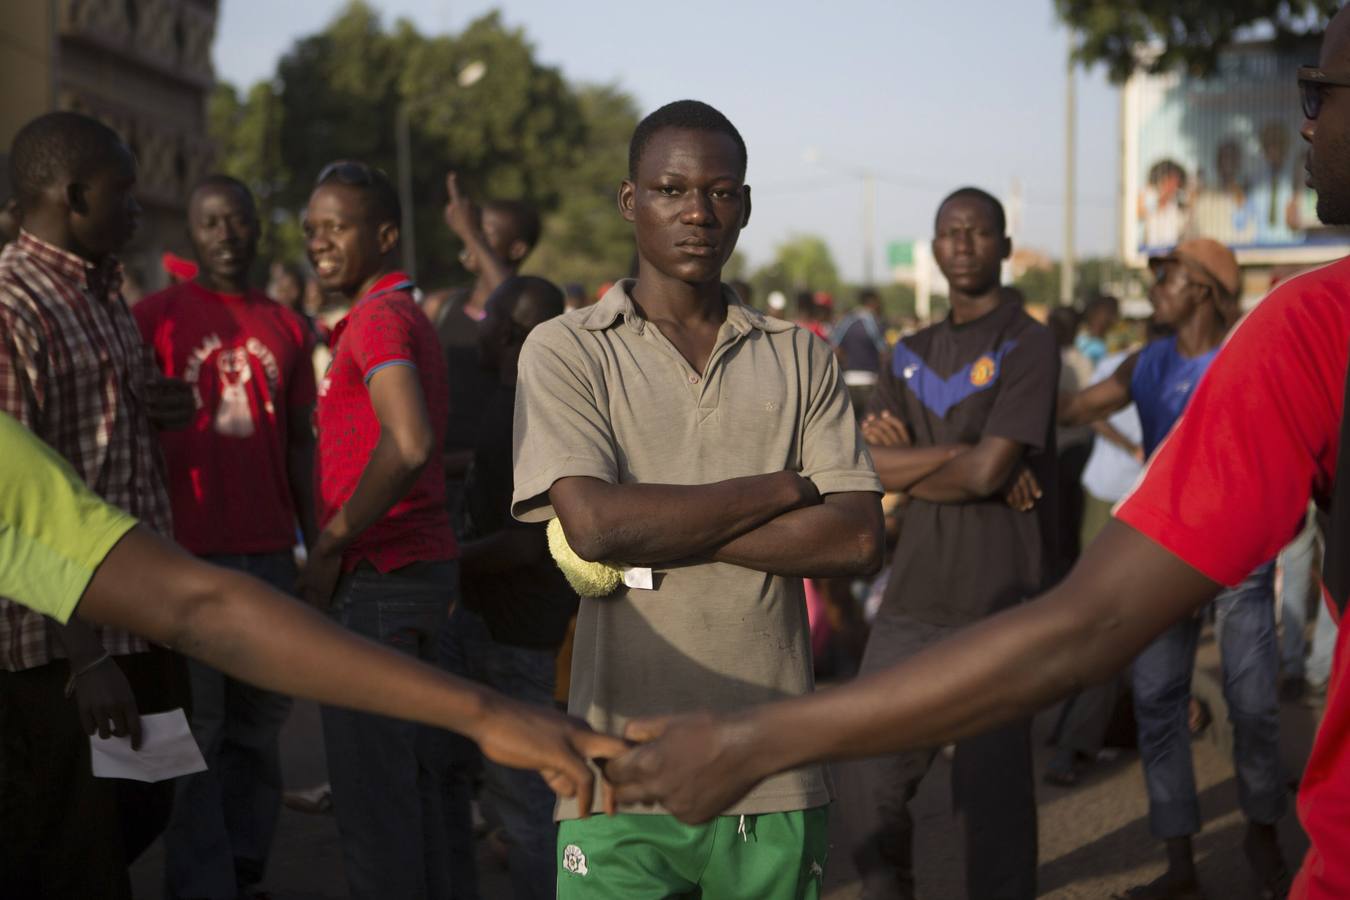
[362,271,415,303]
[330,270,416,348]
[16,230,123,302]
[579,278,793,336]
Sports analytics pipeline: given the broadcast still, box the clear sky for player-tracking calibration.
[214,0,1122,281]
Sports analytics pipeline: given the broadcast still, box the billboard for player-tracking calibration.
[1122,40,1350,266]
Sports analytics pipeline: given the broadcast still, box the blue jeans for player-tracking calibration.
[321,560,459,900]
[437,604,559,900]
[1132,561,1286,839]
[164,551,297,900]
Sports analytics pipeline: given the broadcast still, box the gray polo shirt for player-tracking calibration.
[512,280,881,818]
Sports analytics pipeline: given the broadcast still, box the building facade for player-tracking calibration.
[0,0,218,294]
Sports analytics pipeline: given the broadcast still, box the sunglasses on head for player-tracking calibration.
[1298,65,1350,120]
[315,160,389,187]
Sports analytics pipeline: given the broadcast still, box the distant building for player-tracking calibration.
[0,0,218,294]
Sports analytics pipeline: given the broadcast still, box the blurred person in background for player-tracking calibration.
[135,175,317,900]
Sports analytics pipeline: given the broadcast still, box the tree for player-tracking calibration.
[1013,256,1133,307]
[210,1,641,289]
[209,81,298,265]
[751,234,841,300]
[524,83,639,291]
[1056,0,1338,82]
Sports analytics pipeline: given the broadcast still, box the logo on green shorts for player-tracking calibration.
[562,843,589,876]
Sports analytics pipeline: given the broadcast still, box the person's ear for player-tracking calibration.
[618,180,636,223]
[65,181,89,216]
[1001,235,1013,261]
[377,221,400,256]
[741,185,752,228]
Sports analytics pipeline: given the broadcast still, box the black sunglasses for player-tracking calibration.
[315,160,390,187]
[1298,65,1350,120]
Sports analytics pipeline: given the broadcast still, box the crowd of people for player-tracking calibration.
[8,9,1350,900]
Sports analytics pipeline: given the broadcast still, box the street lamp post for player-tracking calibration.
[394,60,487,285]
[1062,36,1078,306]
[805,149,878,286]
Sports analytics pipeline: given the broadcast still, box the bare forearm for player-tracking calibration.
[551,472,811,565]
[867,444,965,493]
[907,450,1009,503]
[710,493,884,577]
[84,530,497,742]
[460,229,512,292]
[319,431,424,554]
[1093,420,1140,456]
[738,522,1218,776]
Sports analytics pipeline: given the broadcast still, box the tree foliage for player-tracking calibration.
[749,234,842,300]
[1055,0,1338,82]
[525,84,638,290]
[210,1,639,291]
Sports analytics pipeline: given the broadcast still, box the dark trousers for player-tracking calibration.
[437,604,559,900]
[0,646,188,899]
[1053,438,1094,583]
[321,559,459,900]
[164,551,297,900]
[831,614,1037,900]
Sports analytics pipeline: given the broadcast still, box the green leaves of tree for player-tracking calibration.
[211,1,639,290]
[1055,0,1337,82]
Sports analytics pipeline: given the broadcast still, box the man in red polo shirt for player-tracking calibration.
[135,174,316,900]
[295,160,458,900]
[605,9,1350,898]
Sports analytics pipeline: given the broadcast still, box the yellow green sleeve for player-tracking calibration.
[0,412,138,624]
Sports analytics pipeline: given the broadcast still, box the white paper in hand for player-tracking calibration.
[90,708,207,783]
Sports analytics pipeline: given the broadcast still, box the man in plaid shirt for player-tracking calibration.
[0,112,196,898]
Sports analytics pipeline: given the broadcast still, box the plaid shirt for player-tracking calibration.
[0,231,172,671]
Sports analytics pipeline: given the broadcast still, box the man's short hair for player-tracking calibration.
[628,100,747,180]
[1083,293,1120,318]
[191,173,255,211]
[483,199,542,250]
[314,160,401,227]
[936,187,1007,234]
[498,274,565,322]
[9,112,127,206]
[858,287,881,306]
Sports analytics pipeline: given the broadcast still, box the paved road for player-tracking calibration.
[132,632,1319,899]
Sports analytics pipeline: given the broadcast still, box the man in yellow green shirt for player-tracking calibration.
[0,409,623,795]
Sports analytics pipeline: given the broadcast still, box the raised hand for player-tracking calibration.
[443,171,480,240]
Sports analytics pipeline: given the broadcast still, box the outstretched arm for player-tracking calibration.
[81,527,629,806]
[1059,352,1139,427]
[904,435,1027,504]
[709,491,884,578]
[605,519,1218,821]
[547,471,818,565]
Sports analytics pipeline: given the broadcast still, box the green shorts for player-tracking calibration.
[556,807,829,899]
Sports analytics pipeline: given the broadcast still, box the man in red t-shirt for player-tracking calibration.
[135,174,317,900]
[604,10,1350,899]
[294,160,458,900]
